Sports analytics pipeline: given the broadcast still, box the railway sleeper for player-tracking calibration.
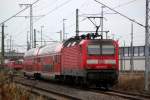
[23,72,31,79]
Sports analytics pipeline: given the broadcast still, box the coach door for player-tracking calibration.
[53,55,61,73]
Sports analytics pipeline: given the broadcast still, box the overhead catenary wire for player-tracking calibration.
[1,0,60,49]
[65,17,87,29]
[14,0,87,43]
[66,0,139,33]
[94,0,145,28]
[55,0,88,32]
[8,0,88,43]
[0,7,29,25]
[33,0,59,14]
[113,0,138,9]
[34,0,73,24]
[80,0,138,16]
[0,0,40,25]
[0,0,71,46]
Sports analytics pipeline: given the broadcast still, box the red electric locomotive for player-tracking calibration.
[6,60,23,70]
[23,34,119,88]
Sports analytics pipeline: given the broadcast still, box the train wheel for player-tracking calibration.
[26,74,31,79]
[24,72,30,79]
[81,78,89,89]
[59,75,65,84]
[75,77,79,85]
[27,76,31,79]
[34,73,41,80]
[105,84,112,90]
[96,83,101,88]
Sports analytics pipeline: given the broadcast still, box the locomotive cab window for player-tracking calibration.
[88,45,101,55]
[87,42,115,55]
[102,44,115,55]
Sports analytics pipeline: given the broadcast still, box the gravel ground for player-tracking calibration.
[15,77,128,100]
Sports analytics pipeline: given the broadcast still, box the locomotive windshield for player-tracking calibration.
[87,43,115,55]
[102,44,115,55]
[88,45,101,55]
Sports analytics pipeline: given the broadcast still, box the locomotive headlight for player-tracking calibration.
[87,59,98,64]
[105,60,116,64]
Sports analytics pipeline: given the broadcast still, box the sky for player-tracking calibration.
[0,0,145,52]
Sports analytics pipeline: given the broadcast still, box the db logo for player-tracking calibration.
[98,60,104,64]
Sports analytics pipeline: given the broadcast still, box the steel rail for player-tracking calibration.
[89,88,150,100]
[13,75,150,100]
[14,78,81,100]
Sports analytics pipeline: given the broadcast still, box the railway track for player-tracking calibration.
[90,88,150,100]
[14,77,81,100]
[14,76,150,100]
[111,89,150,99]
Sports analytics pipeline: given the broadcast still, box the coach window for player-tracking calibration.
[33,58,36,64]
[56,55,60,63]
[54,55,57,63]
[58,55,60,64]
[37,58,40,62]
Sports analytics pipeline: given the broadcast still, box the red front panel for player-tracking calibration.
[83,40,119,70]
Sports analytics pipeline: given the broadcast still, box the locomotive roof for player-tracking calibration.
[24,47,40,57]
[62,37,82,47]
[62,37,115,47]
[38,42,62,56]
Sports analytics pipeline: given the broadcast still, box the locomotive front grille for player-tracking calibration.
[86,69,118,83]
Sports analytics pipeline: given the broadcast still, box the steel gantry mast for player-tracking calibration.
[19,0,39,49]
[145,0,150,91]
[19,3,33,48]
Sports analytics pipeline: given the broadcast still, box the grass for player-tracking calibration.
[0,83,29,100]
[1,67,149,99]
[0,70,29,100]
[0,69,46,100]
[113,72,150,93]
